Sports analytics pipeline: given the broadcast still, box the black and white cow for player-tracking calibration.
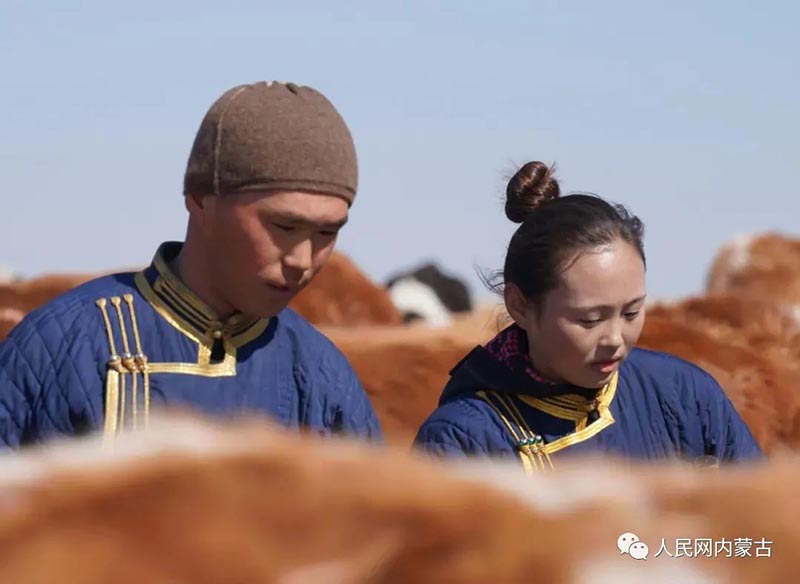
[385,263,473,327]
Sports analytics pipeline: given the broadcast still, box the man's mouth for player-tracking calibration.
[267,282,294,294]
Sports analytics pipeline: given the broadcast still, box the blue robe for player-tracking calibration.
[0,242,382,447]
[414,339,763,470]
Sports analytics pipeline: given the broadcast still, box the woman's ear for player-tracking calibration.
[504,283,531,327]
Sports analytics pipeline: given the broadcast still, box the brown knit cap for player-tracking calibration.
[183,81,358,204]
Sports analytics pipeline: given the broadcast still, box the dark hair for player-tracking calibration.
[494,161,645,305]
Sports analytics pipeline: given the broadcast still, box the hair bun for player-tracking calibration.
[505,161,560,223]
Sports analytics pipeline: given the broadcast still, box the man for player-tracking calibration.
[0,81,382,447]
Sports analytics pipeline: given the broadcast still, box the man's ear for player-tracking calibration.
[184,192,209,214]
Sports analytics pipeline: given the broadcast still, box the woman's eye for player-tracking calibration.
[624,311,640,320]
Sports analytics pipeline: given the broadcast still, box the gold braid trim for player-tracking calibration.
[102,371,120,445]
[109,297,131,431]
[95,299,122,443]
[494,393,542,471]
[497,393,555,470]
[476,391,539,473]
[111,297,136,430]
[125,294,150,429]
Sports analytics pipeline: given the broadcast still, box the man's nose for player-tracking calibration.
[283,238,313,278]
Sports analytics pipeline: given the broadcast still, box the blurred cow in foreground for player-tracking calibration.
[0,412,791,583]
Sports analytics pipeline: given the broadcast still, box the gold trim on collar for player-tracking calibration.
[96,276,271,445]
[138,272,205,344]
[518,372,618,454]
[476,372,619,474]
[152,251,216,319]
[150,249,264,341]
[519,373,618,422]
[135,271,269,347]
[477,390,554,473]
[133,272,270,376]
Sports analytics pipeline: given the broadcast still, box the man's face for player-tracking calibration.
[195,190,349,319]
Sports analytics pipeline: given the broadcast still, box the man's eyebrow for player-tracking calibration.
[269,212,348,229]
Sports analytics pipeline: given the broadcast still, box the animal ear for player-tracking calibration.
[402,311,424,323]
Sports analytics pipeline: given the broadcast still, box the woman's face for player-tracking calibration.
[507,239,647,388]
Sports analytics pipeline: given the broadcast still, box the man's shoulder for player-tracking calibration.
[276,307,340,351]
[273,307,360,376]
[8,271,139,344]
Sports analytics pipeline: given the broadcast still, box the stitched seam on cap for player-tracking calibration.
[212,85,252,197]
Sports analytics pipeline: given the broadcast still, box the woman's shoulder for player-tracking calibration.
[415,392,516,454]
[622,347,724,401]
[625,347,715,378]
[421,392,501,431]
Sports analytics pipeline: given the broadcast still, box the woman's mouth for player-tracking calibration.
[591,358,621,374]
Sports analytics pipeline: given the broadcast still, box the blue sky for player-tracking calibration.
[2,1,798,302]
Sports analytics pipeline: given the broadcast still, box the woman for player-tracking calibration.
[414,161,762,471]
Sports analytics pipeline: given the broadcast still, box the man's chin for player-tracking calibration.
[237,300,290,321]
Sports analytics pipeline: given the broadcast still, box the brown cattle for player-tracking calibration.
[0,253,400,341]
[645,294,800,365]
[0,307,24,341]
[0,412,790,583]
[0,272,100,315]
[289,252,402,326]
[324,305,506,444]
[1,250,796,458]
[329,298,797,454]
[707,232,800,308]
[639,306,800,455]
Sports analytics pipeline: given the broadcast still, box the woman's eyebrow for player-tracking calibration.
[572,294,648,311]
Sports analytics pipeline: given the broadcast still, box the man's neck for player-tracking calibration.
[170,248,234,320]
